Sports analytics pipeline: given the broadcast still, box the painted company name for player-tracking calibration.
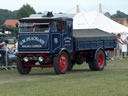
[19,36,45,45]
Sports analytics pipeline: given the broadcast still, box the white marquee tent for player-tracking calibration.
[73,12,128,34]
[73,11,128,52]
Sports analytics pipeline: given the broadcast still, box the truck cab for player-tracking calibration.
[18,17,73,53]
[17,15,73,74]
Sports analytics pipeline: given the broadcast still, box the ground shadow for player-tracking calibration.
[29,68,91,76]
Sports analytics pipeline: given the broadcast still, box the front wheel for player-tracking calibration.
[53,51,69,74]
[16,57,31,75]
[67,61,75,71]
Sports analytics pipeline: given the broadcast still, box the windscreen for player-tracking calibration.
[19,23,50,32]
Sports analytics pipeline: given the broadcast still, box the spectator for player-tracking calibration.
[0,42,5,62]
[0,42,5,49]
[2,40,16,58]
[4,40,9,51]
[123,36,128,56]
[115,34,125,59]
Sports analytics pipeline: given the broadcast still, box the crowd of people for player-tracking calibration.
[108,33,128,60]
[0,40,16,60]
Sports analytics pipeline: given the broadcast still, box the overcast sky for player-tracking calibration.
[0,0,128,14]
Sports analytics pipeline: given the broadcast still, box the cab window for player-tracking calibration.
[51,21,61,32]
[19,23,50,32]
[34,23,50,32]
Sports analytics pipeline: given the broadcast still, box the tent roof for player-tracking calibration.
[73,12,128,34]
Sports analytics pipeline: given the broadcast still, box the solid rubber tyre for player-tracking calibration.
[93,50,106,71]
[16,57,31,75]
[88,50,106,71]
[53,51,69,74]
[88,61,96,71]
[67,61,75,71]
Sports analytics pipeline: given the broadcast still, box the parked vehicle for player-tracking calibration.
[17,13,116,74]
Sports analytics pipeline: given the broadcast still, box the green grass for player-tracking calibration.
[0,58,128,96]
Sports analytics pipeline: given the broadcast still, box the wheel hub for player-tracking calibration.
[98,53,104,68]
[59,56,67,71]
[62,60,65,65]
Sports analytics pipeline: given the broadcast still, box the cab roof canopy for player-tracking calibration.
[19,16,73,23]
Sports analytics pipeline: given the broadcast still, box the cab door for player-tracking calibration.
[51,21,61,53]
[62,21,73,52]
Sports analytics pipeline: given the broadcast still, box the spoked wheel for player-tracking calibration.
[16,57,31,75]
[88,49,106,71]
[53,51,69,74]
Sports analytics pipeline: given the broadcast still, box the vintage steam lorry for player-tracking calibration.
[17,13,116,74]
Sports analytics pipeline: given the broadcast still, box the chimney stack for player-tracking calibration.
[99,3,102,13]
[76,5,80,14]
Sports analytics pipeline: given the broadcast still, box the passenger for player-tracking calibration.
[62,23,66,32]
[51,22,58,32]
[115,34,125,59]
[35,25,40,32]
[57,23,61,32]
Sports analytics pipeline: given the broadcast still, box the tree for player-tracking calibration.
[0,9,16,25]
[17,4,36,19]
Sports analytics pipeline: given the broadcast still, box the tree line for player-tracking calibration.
[0,4,36,26]
[0,4,128,38]
[0,4,128,26]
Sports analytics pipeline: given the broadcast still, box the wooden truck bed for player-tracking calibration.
[73,29,116,51]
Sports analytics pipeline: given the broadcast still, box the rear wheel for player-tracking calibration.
[94,50,105,70]
[88,49,105,71]
[88,61,96,71]
[53,51,69,74]
[16,57,31,75]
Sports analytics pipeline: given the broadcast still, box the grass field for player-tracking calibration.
[0,58,128,96]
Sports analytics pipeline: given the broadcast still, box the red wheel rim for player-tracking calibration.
[59,56,67,72]
[98,53,104,68]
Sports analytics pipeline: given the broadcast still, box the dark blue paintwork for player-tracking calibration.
[18,18,73,54]
[50,20,73,54]
[74,40,116,51]
[18,17,116,54]
[18,33,50,52]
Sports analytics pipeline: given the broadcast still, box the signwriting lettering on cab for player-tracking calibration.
[19,36,45,46]
[22,45,42,48]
